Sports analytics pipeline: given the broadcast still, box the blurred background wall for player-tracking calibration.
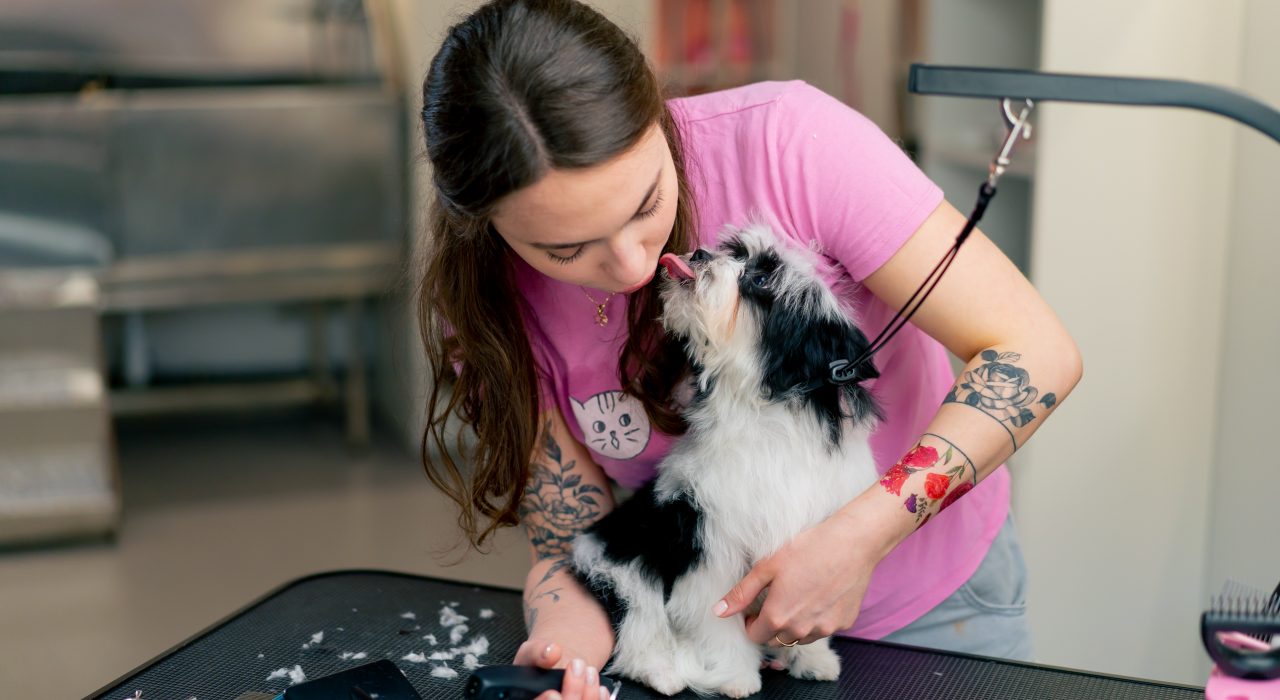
[1020,0,1279,685]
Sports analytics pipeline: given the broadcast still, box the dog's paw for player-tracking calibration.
[787,644,840,682]
[638,668,687,697]
[716,672,763,699]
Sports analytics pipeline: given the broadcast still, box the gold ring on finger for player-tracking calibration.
[774,633,799,647]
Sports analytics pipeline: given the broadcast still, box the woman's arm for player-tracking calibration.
[715,199,1083,646]
[848,197,1083,549]
[517,406,618,671]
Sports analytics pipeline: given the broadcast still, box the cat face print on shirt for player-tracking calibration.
[570,390,652,460]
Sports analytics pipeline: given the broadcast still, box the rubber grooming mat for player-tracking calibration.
[90,570,1204,700]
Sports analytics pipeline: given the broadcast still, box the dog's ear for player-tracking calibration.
[760,304,879,396]
[759,305,882,444]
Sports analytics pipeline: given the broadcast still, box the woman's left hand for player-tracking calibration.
[712,508,886,647]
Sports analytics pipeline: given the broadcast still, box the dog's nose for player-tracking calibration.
[691,248,712,263]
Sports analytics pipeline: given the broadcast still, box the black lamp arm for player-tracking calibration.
[908,64,1280,145]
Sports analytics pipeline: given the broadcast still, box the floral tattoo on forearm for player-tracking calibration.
[519,421,606,631]
[879,436,976,529]
[944,349,1057,449]
[523,585,563,632]
[520,421,606,559]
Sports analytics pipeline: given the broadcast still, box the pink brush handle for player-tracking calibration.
[1206,666,1280,700]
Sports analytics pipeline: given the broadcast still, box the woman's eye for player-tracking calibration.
[548,246,585,264]
[635,190,664,221]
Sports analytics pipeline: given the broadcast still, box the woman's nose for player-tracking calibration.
[608,235,650,281]
[691,248,712,263]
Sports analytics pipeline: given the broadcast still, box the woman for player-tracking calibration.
[419,2,1082,699]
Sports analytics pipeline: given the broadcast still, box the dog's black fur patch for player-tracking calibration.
[583,482,704,604]
[724,238,882,447]
[758,307,882,445]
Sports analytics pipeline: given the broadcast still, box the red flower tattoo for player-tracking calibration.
[880,445,940,496]
[925,473,951,500]
[880,464,910,496]
[902,445,940,468]
[939,481,974,512]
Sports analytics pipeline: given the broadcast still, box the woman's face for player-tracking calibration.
[490,123,679,294]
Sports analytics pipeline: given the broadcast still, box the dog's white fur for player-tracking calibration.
[573,224,881,697]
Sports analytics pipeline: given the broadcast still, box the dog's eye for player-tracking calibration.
[750,272,771,288]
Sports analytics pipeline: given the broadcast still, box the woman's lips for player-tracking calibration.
[659,253,695,281]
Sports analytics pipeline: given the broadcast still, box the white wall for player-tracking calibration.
[1019,0,1260,685]
[1206,0,1280,631]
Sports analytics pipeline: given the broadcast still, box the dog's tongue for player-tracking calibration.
[660,253,695,281]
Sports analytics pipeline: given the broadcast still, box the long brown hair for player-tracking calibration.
[419,0,698,553]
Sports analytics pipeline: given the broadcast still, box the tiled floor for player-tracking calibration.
[0,411,530,698]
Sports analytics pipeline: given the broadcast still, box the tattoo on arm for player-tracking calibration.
[921,432,977,486]
[523,585,563,632]
[537,555,572,586]
[519,420,606,560]
[520,421,606,632]
[943,349,1058,450]
[879,436,978,529]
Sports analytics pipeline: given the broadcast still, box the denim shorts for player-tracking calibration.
[879,513,1034,661]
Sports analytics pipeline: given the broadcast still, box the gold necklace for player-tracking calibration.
[581,287,616,326]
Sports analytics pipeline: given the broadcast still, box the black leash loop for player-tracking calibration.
[815,98,1034,389]
[850,180,996,367]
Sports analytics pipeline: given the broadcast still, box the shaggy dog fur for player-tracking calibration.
[571,224,883,697]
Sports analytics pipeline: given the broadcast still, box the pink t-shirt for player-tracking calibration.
[512,81,1010,639]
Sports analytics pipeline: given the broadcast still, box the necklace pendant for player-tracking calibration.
[581,287,615,327]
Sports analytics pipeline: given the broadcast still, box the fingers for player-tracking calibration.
[716,564,773,618]
[759,623,840,648]
[747,608,843,648]
[584,663,604,700]
[557,657,604,700]
[561,658,586,699]
[515,640,563,668]
[518,644,605,700]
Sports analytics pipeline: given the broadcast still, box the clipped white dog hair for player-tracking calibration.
[571,223,884,697]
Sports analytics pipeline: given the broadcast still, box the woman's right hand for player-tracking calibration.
[514,638,613,700]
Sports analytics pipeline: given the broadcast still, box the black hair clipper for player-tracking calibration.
[280,659,423,699]
[1201,579,1280,681]
[464,666,622,700]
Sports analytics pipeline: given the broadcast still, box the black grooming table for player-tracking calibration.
[89,570,1204,700]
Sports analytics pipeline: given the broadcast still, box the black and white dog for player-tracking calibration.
[571,224,884,697]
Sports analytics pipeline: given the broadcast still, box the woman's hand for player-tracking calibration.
[514,637,613,700]
[713,507,889,648]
